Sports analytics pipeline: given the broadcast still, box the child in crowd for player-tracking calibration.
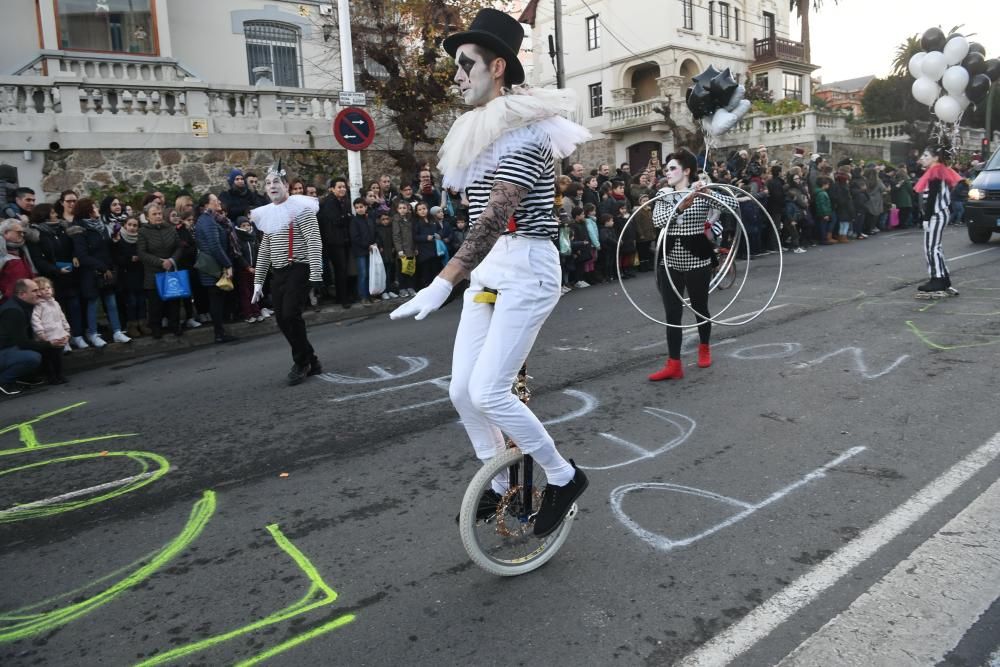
[558,212,574,293]
[598,213,618,281]
[235,216,263,322]
[583,203,600,280]
[113,216,148,337]
[349,197,378,305]
[374,211,398,300]
[814,177,834,245]
[570,207,592,288]
[613,201,636,279]
[30,276,70,384]
[449,214,468,256]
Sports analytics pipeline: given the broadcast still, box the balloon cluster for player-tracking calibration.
[908,28,1000,124]
[685,66,752,137]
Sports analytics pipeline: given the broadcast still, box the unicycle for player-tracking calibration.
[457,291,578,576]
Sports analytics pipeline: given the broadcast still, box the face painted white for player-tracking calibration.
[454,44,496,107]
[265,173,290,204]
[919,150,936,169]
[665,159,688,188]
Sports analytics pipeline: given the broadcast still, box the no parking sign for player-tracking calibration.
[333,107,375,151]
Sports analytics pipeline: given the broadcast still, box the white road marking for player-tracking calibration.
[776,475,1000,666]
[0,472,156,517]
[319,356,429,384]
[677,431,1000,667]
[950,246,997,262]
[611,447,864,551]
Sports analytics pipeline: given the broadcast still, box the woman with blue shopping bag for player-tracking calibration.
[137,202,183,339]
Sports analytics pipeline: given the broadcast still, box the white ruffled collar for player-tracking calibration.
[249,195,319,234]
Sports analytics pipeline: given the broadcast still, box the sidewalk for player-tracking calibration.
[62,298,399,373]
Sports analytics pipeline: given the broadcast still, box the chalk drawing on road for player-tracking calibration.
[610,446,865,552]
[318,356,429,384]
[906,320,1000,351]
[553,346,598,352]
[0,490,216,643]
[580,408,696,471]
[728,342,802,360]
[0,402,136,458]
[135,522,355,667]
[789,347,910,379]
[541,390,599,426]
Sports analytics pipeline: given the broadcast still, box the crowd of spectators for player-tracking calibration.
[0,145,980,395]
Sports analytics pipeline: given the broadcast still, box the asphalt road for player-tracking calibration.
[1,226,999,666]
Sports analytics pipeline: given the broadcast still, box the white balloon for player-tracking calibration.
[912,77,941,106]
[703,100,752,136]
[921,51,948,81]
[934,95,962,123]
[908,52,926,79]
[942,34,970,66]
[955,93,971,110]
[942,65,970,95]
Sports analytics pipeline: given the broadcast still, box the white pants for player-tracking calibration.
[449,235,575,486]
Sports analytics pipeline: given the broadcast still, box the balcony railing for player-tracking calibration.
[12,50,196,82]
[753,37,805,63]
[606,96,675,133]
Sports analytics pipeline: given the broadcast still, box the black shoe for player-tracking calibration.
[532,461,589,537]
[214,334,239,344]
[0,383,21,396]
[16,377,45,387]
[287,363,309,385]
[455,489,503,523]
[306,359,323,376]
[918,277,948,292]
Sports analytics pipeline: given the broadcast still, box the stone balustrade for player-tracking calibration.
[13,50,195,82]
[607,96,670,133]
[852,121,908,140]
[0,74,353,151]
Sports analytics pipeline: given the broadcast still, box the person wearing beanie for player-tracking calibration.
[219,168,255,221]
[390,8,591,538]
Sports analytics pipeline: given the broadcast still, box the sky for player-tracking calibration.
[803,0,1000,84]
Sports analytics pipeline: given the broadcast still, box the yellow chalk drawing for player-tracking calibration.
[0,451,170,523]
[0,491,216,643]
[905,320,1000,350]
[0,402,136,457]
[135,524,355,666]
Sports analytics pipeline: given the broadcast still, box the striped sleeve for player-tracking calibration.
[298,210,324,282]
[254,232,272,286]
[494,144,546,189]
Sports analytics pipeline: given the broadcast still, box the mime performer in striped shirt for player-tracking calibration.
[250,163,325,385]
[913,143,961,298]
[390,8,592,537]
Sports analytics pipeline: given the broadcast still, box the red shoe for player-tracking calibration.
[648,358,684,381]
[697,343,711,368]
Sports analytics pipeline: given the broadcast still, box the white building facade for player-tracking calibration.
[0,0,411,199]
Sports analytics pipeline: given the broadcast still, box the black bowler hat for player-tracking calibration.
[443,8,525,86]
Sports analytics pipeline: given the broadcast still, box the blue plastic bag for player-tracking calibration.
[155,268,192,300]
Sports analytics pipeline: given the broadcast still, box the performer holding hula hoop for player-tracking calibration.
[390,9,591,537]
[648,148,737,381]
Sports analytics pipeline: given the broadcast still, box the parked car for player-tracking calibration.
[966,148,1000,243]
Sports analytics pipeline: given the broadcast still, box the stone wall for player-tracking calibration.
[39,147,438,201]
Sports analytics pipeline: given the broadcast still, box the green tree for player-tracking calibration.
[788,0,838,64]
[348,0,508,181]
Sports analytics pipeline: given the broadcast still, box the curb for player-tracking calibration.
[62,298,399,373]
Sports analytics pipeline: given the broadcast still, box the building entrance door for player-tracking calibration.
[628,141,662,177]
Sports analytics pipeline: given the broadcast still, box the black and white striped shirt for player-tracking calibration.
[652,189,737,271]
[467,127,557,240]
[254,209,324,285]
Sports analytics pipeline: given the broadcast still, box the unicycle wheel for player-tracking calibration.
[458,447,576,576]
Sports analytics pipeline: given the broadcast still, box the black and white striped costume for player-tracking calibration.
[465,125,557,240]
[919,176,951,280]
[253,208,324,286]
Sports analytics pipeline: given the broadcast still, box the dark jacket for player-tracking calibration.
[28,221,81,298]
[831,178,854,219]
[349,214,377,258]
[613,214,637,254]
[194,212,233,287]
[219,186,256,221]
[112,237,145,292]
[175,224,198,269]
[0,297,47,352]
[374,222,395,262]
[137,222,181,290]
[412,217,438,262]
[235,227,259,268]
[71,220,115,299]
[317,195,352,247]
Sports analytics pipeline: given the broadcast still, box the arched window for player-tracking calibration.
[244,21,303,87]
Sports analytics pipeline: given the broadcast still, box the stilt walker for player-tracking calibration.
[390,8,591,537]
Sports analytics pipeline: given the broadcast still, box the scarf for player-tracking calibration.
[213,212,245,264]
[79,217,108,238]
[120,228,139,244]
[437,86,591,190]
[0,241,37,273]
[913,163,962,193]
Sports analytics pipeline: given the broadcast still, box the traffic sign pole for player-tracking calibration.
[338,0,363,200]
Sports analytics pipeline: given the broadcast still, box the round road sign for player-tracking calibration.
[333,107,375,151]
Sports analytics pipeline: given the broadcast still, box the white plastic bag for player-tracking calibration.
[369,247,386,296]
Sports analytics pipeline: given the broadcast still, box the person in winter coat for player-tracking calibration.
[27,203,84,346]
[864,167,886,233]
[29,276,70,383]
[317,177,355,308]
[0,219,37,306]
[569,207,593,288]
[173,209,203,330]
[70,198,129,347]
[850,173,870,239]
[612,200,637,279]
[391,199,416,297]
[137,201,182,338]
[113,216,147,338]
[813,177,835,245]
[411,202,440,291]
[234,216,263,322]
[349,198,378,305]
[219,168,256,222]
[194,194,238,343]
[950,177,969,226]
[892,169,915,229]
[373,211,398,299]
[830,169,854,242]
[99,196,128,239]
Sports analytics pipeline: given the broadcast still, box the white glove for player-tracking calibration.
[251,284,264,304]
[389,276,453,321]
